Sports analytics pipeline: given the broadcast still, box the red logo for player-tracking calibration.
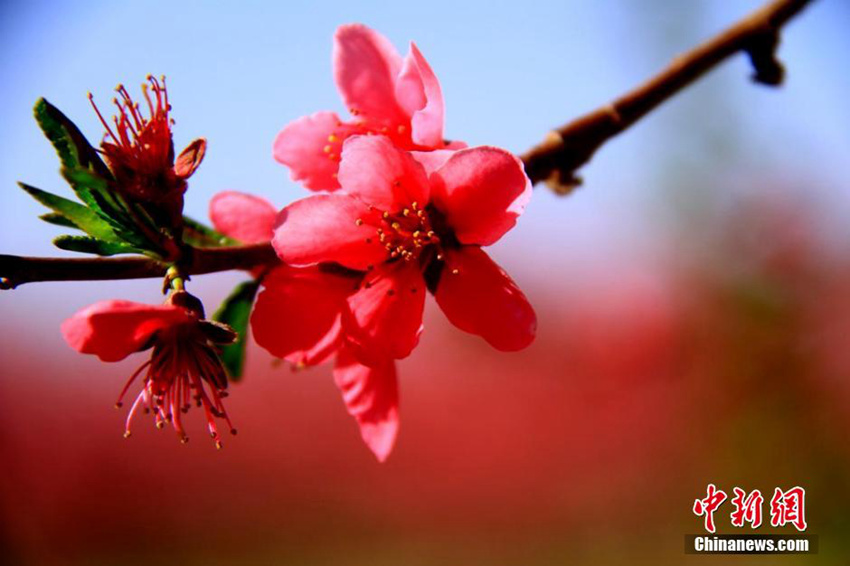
[693,485,807,532]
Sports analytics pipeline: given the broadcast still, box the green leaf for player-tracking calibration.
[182,215,238,248]
[213,279,260,381]
[34,98,111,178]
[39,212,80,229]
[19,182,119,241]
[53,235,145,256]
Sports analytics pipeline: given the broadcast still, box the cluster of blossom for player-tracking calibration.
[62,24,536,460]
[693,484,807,533]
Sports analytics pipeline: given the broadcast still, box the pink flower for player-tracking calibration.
[274,24,456,191]
[272,135,537,363]
[209,191,400,461]
[61,291,237,448]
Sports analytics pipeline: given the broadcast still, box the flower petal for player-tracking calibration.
[333,345,399,462]
[333,24,406,127]
[435,246,536,351]
[251,265,357,366]
[61,301,190,362]
[273,111,354,191]
[338,135,429,211]
[396,42,444,148]
[344,262,425,362]
[174,138,206,179]
[272,194,386,270]
[209,191,277,244]
[431,146,532,246]
[411,149,456,175]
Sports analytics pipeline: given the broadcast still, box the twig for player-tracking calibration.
[0,244,277,289]
[520,0,814,193]
[0,0,817,288]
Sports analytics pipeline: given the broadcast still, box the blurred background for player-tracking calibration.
[1,0,849,564]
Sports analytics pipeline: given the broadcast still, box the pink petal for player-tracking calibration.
[435,246,536,351]
[61,301,190,362]
[411,149,456,175]
[272,194,386,270]
[251,265,355,366]
[431,146,532,246]
[396,42,444,148]
[273,111,354,191]
[333,24,406,127]
[209,191,277,244]
[333,345,399,462]
[344,262,425,362]
[338,135,429,211]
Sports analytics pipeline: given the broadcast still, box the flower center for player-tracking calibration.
[116,322,236,449]
[358,200,449,264]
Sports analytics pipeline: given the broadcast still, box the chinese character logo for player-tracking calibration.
[693,484,728,533]
[770,486,807,532]
[730,487,764,528]
[693,484,807,532]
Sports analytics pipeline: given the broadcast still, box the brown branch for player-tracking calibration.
[520,0,814,193]
[0,0,817,288]
[0,243,277,289]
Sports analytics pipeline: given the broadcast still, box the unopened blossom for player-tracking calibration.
[209,191,399,460]
[89,75,206,243]
[274,24,458,191]
[62,290,237,448]
[273,135,537,364]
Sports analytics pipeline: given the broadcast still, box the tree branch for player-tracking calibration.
[520,0,814,193]
[0,0,817,288]
[0,244,277,289]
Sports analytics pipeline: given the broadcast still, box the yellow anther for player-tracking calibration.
[417,210,425,218]
[392,222,401,230]
[398,125,407,134]
[328,134,338,142]
[427,231,435,238]
[437,254,444,261]
[383,211,390,219]
[413,231,420,238]
[403,208,410,216]
[355,218,363,226]
[451,268,460,275]
[123,431,132,439]
[411,201,418,210]
[323,145,332,153]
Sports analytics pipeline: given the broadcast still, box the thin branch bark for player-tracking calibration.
[520,0,814,192]
[0,244,277,289]
[0,0,817,288]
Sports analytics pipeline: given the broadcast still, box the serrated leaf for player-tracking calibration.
[53,235,145,256]
[34,98,111,178]
[39,212,80,229]
[182,215,238,248]
[19,182,120,241]
[213,279,260,381]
